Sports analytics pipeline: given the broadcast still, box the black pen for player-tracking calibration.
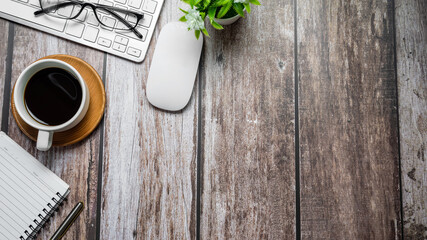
[50,202,84,240]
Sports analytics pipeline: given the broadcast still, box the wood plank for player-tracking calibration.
[200,0,296,238]
[0,19,10,125]
[99,1,198,239]
[6,26,105,239]
[298,0,401,239]
[395,0,427,238]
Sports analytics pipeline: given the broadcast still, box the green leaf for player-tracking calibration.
[200,11,206,19]
[248,0,261,5]
[195,0,203,5]
[202,28,210,37]
[179,8,188,14]
[216,1,232,18]
[189,0,195,7]
[211,20,224,29]
[243,3,251,14]
[182,0,191,4]
[211,0,229,7]
[195,30,201,39]
[179,16,187,22]
[232,3,245,17]
[202,0,211,8]
[208,7,216,22]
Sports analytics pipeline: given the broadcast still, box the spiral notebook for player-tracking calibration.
[0,132,70,240]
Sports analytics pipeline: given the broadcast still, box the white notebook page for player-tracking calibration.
[0,132,70,239]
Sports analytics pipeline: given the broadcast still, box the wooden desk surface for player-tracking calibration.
[0,0,425,239]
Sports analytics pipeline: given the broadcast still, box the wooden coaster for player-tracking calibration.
[11,54,106,147]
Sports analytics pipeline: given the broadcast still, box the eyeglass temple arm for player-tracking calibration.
[34,2,76,16]
[34,1,143,39]
[102,7,143,39]
[100,5,144,18]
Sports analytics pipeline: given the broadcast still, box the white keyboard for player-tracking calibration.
[0,0,164,62]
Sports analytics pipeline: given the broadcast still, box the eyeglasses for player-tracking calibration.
[34,0,144,39]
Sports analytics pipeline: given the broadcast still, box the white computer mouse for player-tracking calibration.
[146,22,203,111]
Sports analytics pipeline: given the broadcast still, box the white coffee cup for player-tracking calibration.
[13,59,90,151]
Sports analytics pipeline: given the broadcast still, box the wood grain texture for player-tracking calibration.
[298,0,401,239]
[2,0,426,239]
[395,0,427,239]
[6,25,105,240]
[0,19,9,125]
[99,1,198,239]
[200,0,296,239]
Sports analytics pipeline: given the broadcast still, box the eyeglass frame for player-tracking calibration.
[34,0,144,39]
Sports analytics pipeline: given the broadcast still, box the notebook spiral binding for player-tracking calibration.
[20,192,68,240]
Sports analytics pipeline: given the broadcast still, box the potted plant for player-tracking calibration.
[179,0,261,39]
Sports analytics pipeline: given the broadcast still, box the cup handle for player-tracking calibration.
[37,131,53,151]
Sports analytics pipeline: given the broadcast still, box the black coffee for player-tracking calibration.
[24,67,83,126]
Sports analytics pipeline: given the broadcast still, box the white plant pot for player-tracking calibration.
[214,13,242,25]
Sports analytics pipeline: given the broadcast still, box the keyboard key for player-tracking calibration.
[127,47,141,57]
[113,42,126,52]
[98,37,112,47]
[114,36,129,45]
[139,14,152,28]
[83,26,99,42]
[28,0,39,7]
[74,9,88,22]
[101,16,116,28]
[135,26,148,41]
[117,15,136,29]
[117,26,147,40]
[2,1,66,31]
[2,0,162,62]
[87,12,99,26]
[115,21,127,29]
[143,0,157,13]
[114,4,128,18]
[127,0,142,9]
[127,14,137,24]
[65,21,85,37]
[58,5,74,18]
[99,0,113,6]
